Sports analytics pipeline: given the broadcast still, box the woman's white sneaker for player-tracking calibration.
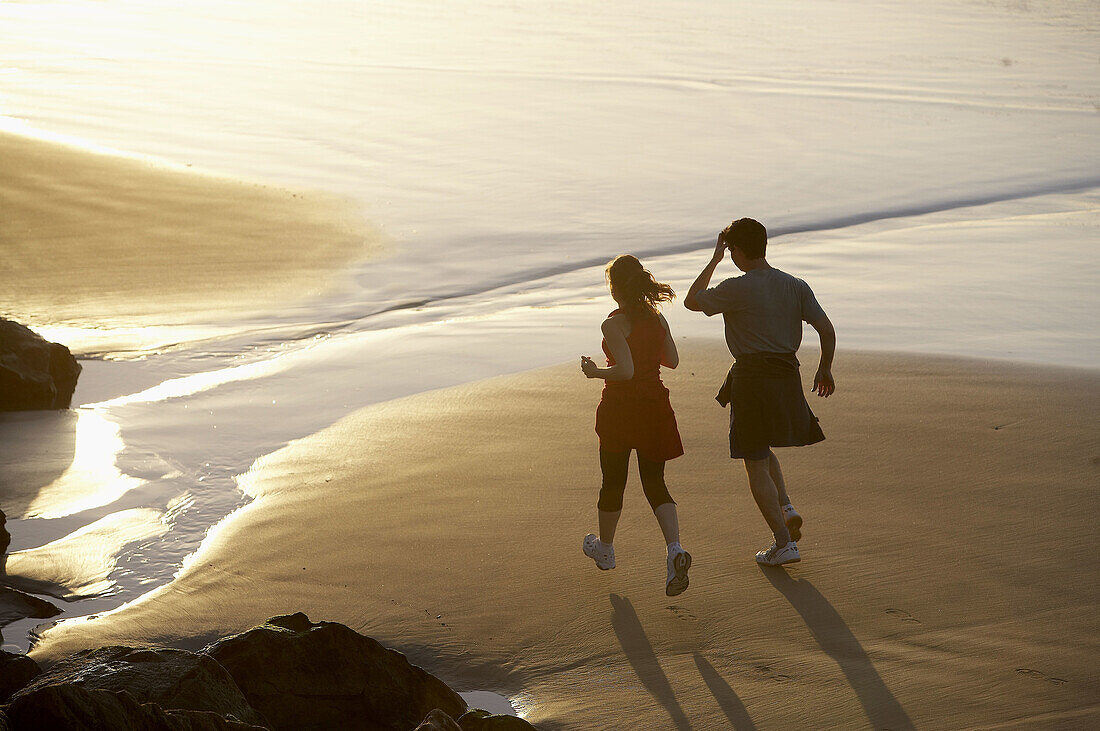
[583,534,616,570]
[665,548,692,597]
[755,541,800,566]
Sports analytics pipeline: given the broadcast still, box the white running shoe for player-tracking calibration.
[782,503,802,542]
[665,548,692,597]
[755,541,800,566]
[583,534,615,570]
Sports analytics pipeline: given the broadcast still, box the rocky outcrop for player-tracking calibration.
[415,709,463,731]
[0,318,81,411]
[0,614,534,730]
[416,709,538,731]
[4,684,266,730]
[1,509,9,555]
[455,709,538,730]
[0,651,39,703]
[11,646,267,727]
[205,612,467,731]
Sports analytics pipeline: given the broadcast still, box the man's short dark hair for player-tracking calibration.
[720,218,767,259]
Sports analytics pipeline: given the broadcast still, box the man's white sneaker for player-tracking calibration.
[583,534,615,570]
[782,504,802,542]
[665,548,692,597]
[755,541,800,566]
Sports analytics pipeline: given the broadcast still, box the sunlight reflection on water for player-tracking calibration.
[5,508,169,600]
[24,410,146,520]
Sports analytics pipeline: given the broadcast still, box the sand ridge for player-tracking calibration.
[26,343,1100,729]
[0,131,377,337]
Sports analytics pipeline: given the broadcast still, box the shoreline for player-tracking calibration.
[17,341,1099,728]
[0,131,380,356]
[3,2,1098,724]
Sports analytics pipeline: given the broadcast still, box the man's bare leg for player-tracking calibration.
[745,457,791,547]
[768,451,790,506]
[768,451,802,540]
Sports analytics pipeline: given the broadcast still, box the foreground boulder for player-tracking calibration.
[4,684,266,730]
[9,645,266,727]
[205,613,466,731]
[416,709,537,731]
[455,709,537,730]
[1,509,9,555]
[0,650,40,703]
[415,709,462,731]
[0,318,81,411]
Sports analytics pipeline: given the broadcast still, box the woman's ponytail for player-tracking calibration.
[605,255,675,317]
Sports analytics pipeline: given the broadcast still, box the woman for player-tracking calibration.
[580,255,691,596]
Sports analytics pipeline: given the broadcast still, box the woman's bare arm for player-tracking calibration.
[658,313,678,369]
[580,317,635,381]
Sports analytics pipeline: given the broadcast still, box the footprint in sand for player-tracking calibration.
[885,608,921,624]
[423,609,447,627]
[754,663,792,683]
[1016,668,1067,685]
[666,605,697,621]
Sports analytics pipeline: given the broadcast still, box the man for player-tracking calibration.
[684,218,835,566]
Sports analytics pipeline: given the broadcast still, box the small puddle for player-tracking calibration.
[459,690,518,717]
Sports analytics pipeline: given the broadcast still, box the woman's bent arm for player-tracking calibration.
[580,317,634,381]
[598,318,634,380]
[658,313,679,369]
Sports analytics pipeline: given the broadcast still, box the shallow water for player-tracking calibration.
[1,0,1098,664]
[4,0,1098,284]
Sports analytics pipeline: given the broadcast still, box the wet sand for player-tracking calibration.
[26,342,1100,729]
[0,131,376,351]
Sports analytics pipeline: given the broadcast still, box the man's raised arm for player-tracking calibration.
[684,237,726,312]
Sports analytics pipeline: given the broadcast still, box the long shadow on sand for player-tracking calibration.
[692,653,757,730]
[760,567,915,731]
[609,593,691,731]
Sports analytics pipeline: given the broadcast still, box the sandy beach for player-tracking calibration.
[25,342,1099,729]
[0,131,375,354]
[3,1,1098,727]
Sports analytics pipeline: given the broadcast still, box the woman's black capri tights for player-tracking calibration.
[598,449,675,512]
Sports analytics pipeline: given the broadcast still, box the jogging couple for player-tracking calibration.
[579,218,836,597]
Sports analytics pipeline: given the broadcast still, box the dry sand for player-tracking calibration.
[26,341,1099,729]
[0,131,375,338]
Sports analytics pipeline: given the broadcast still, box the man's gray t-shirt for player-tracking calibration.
[694,267,825,357]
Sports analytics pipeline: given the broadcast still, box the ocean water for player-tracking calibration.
[1,0,1098,657]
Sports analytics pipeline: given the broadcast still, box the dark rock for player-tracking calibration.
[457,709,538,731]
[414,709,463,731]
[0,708,9,731]
[205,612,466,731]
[0,318,81,411]
[4,683,267,730]
[0,649,40,702]
[0,586,62,629]
[10,645,266,727]
[420,710,538,731]
[1,508,9,554]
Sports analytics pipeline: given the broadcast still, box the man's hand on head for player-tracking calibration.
[711,236,727,264]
